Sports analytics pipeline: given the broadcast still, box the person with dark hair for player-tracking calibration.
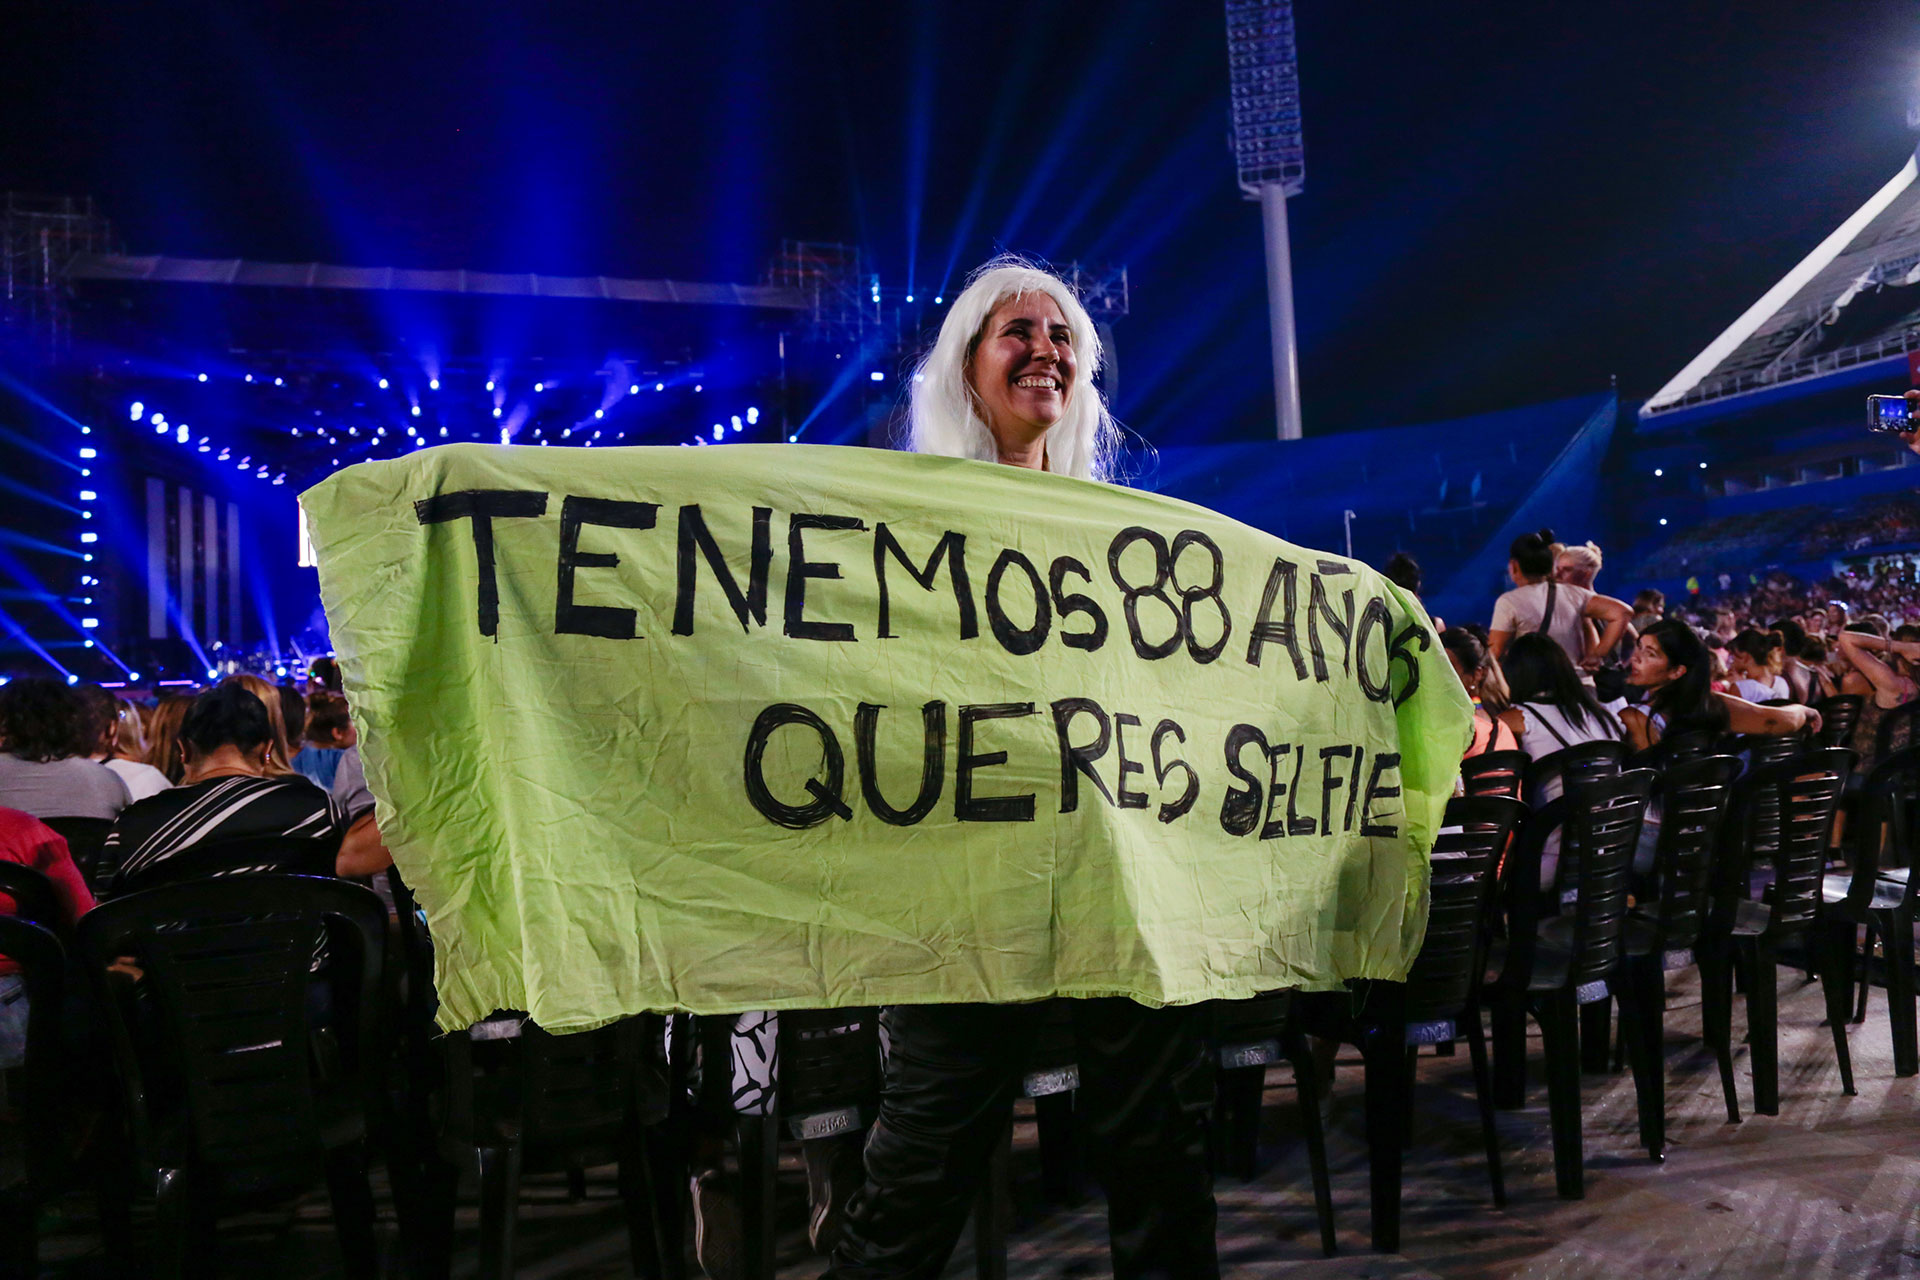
[0,676,130,820]
[1834,626,1920,771]
[1631,589,1666,633]
[308,656,344,694]
[74,684,171,802]
[102,683,348,895]
[1488,528,1634,679]
[1382,551,1442,631]
[1442,627,1521,757]
[1620,620,1818,754]
[291,693,356,790]
[1728,630,1789,703]
[1502,632,1624,775]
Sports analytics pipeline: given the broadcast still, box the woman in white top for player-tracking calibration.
[1488,528,1634,677]
[1728,630,1790,703]
[1503,632,1626,894]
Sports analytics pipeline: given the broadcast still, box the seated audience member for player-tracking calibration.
[112,697,148,761]
[75,684,171,802]
[1552,540,1604,590]
[103,683,347,895]
[0,677,130,820]
[1620,620,1820,755]
[225,673,298,777]
[0,806,96,1067]
[1382,551,1442,629]
[1835,626,1920,770]
[1503,632,1625,788]
[1797,637,1838,703]
[1443,627,1521,757]
[309,656,344,695]
[1488,528,1633,678]
[144,695,193,785]
[1631,589,1666,634]
[1728,630,1790,703]
[291,693,355,791]
[1771,618,1824,704]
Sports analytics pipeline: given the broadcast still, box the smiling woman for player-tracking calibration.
[907,255,1121,481]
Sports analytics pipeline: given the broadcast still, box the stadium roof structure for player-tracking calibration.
[1643,151,1920,420]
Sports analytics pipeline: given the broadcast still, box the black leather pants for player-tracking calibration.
[827,998,1219,1280]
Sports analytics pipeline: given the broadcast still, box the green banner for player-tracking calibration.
[302,444,1471,1033]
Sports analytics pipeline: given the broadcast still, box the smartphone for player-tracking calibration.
[1867,393,1914,433]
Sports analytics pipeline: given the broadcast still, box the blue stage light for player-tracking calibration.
[730,416,742,432]
[870,371,884,382]
[594,409,604,420]
[410,404,421,417]
[78,447,96,459]
[151,411,165,425]
[206,668,218,680]
[438,426,447,437]
[492,407,502,418]
[176,425,188,443]
[275,666,287,677]
[82,554,91,562]
[486,380,496,392]
[82,618,98,629]
[65,674,77,685]
[429,379,440,391]
[694,384,702,393]
[935,296,943,304]
[655,383,664,392]
[906,295,915,303]
[155,423,166,434]
[747,407,759,424]
[79,490,94,501]
[81,511,91,520]
[273,377,284,386]
[80,533,97,543]
[378,378,390,390]
[712,424,723,441]
[198,373,208,382]
[127,672,139,681]
[534,381,545,392]
[245,373,254,382]
[129,401,144,420]
[629,384,639,394]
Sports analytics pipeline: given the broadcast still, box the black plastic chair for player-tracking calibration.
[1822,746,1920,1078]
[1487,770,1653,1199]
[440,1012,674,1280]
[1523,741,1624,808]
[1616,755,1742,1161]
[1209,991,1334,1255]
[0,862,65,933]
[0,915,69,1277]
[1700,748,1856,1120]
[75,874,389,1278]
[39,815,113,886]
[1303,794,1525,1247]
[1814,695,1865,750]
[1744,728,1809,769]
[1460,749,1528,801]
[734,1007,881,1280]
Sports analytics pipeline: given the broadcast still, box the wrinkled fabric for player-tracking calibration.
[302,444,1472,1033]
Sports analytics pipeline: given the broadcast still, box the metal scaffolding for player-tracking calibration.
[1,193,120,356]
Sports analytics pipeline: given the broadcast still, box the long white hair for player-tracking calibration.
[906,255,1120,482]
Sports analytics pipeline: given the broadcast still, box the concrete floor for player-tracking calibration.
[37,964,1920,1278]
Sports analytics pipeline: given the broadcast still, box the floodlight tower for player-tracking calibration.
[1224,0,1306,440]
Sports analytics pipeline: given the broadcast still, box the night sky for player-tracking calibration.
[7,1,1918,440]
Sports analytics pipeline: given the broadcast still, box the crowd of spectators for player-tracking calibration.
[0,658,390,1066]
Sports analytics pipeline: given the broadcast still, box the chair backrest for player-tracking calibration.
[1744,729,1807,769]
[0,862,65,932]
[1212,989,1294,1069]
[0,915,67,1188]
[38,816,113,886]
[1559,769,1655,989]
[1876,699,1920,761]
[1660,729,1723,766]
[443,1013,666,1163]
[1403,796,1526,1024]
[1814,695,1864,750]
[1844,745,1920,912]
[1721,748,1853,931]
[75,874,387,1174]
[1524,739,1623,807]
[778,1007,881,1134]
[1460,749,1528,800]
[1644,755,1742,951]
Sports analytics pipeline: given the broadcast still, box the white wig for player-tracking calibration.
[906,255,1120,483]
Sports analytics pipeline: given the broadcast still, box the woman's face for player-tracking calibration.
[1445,649,1479,696]
[1729,649,1758,680]
[967,293,1075,456]
[1628,633,1681,690]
